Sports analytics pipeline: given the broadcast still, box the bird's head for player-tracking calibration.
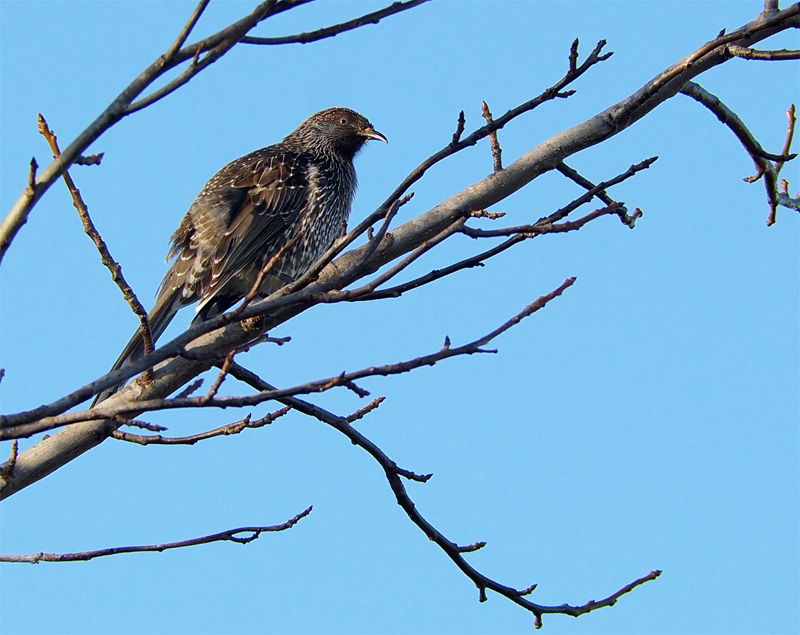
[290,107,387,159]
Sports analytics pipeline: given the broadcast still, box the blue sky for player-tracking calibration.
[0,2,798,634]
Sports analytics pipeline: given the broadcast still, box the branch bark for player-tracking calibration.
[0,506,312,563]
[1,1,797,508]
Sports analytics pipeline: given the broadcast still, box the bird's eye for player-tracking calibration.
[339,117,348,125]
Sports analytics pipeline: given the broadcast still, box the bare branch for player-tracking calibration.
[200,350,237,403]
[344,37,616,245]
[222,284,658,626]
[4,278,577,438]
[0,0,364,264]
[451,110,466,146]
[0,506,312,564]
[481,101,503,172]
[680,81,797,225]
[242,0,428,45]
[73,153,104,166]
[608,5,800,130]
[345,397,386,423]
[163,0,210,61]
[111,407,290,445]
[776,103,797,172]
[111,416,166,432]
[2,6,797,499]
[0,440,18,481]
[726,44,800,60]
[366,234,526,301]
[319,215,467,303]
[37,114,156,367]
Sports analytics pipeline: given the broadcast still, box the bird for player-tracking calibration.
[93,107,387,406]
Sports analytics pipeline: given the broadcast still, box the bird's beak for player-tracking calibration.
[363,127,388,143]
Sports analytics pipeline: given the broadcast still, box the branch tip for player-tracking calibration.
[457,541,486,553]
[451,110,467,146]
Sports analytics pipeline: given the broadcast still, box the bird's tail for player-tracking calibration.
[91,291,182,407]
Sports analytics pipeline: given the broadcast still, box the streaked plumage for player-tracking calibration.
[94,107,386,405]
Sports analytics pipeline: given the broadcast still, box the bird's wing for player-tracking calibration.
[175,149,312,317]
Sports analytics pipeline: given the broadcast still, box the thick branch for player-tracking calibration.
[0,1,288,264]
[0,0,425,264]
[3,280,576,437]
[2,5,797,498]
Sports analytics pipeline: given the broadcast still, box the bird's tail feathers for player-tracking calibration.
[91,291,182,407]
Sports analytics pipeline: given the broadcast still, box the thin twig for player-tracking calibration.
[9,279,577,436]
[0,506,311,563]
[110,416,166,432]
[111,407,289,445]
[451,110,466,146]
[37,114,156,373]
[317,216,467,303]
[726,44,800,60]
[228,231,303,320]
[200,349,237,403]
[163,0,211,61]
[776,103,796,172]
[215,282,659,626]
[481,101,503,172]
[345,397,386,423]
[241,0,428,44]
[0,441,18,480]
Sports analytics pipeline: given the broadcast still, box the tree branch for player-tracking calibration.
[111,407,289,445]
[2,4,797,499]
[241,0,428,45]
[37,114,155,365]
[680,81,797,225]
[726,44,800,60]
[0,0,425,264]
[2,279,575,438]
[0,506,312,564]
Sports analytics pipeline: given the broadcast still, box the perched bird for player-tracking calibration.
[94,107,386,405]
